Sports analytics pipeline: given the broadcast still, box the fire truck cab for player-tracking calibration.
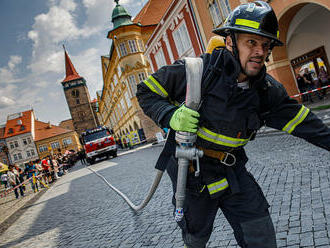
[81,126,117,164]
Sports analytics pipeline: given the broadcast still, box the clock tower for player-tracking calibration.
[61,47,98,135]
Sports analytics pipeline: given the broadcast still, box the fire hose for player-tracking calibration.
[87,58,204,221]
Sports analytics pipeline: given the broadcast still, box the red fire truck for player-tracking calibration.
[81,126,117,164]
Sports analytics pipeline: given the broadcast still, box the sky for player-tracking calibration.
[0,0,148,125]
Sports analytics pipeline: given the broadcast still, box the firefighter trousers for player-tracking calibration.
[175,169,277,248]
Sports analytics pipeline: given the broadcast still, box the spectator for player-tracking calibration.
[79,149,86,164]
[7,164,24,199]
[303,68,323,102]
[48,156,57,182]
[14,164,26,192]
[26,161,39,192]
[41,158,51,184]
[296,74,308,102]
[1,172,8,189]
[318,66,329,98]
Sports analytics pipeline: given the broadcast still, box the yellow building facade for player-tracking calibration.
[98,1,171,143]
[34,121,82,159]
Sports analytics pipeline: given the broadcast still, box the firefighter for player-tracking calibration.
[136,1,330,247]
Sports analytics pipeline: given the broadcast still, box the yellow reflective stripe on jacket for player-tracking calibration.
[207,178,229,195]
[197,127,250,148]
[235,18,260,30]
[282,105,310,134]
[143,75,168,98]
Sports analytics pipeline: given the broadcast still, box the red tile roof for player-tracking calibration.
[133,0,173,26]
[34,121,72,142]
[4,110,33,138]
[62,50,82,83]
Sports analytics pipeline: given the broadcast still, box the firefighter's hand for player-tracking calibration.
[169,105,200,133]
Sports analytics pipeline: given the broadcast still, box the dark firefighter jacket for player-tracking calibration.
[136,48,330,173]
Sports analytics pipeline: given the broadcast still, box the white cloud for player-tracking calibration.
[0,96,15,107]
[8,56,22,70]
[0,55,22,84]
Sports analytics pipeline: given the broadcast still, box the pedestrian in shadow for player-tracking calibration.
[8,164,24,199]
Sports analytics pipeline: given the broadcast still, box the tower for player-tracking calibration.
[61,47,98,135]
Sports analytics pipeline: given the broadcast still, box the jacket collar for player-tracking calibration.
[220,48,267,89]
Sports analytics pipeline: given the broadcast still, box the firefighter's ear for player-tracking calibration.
[225,35,233,52]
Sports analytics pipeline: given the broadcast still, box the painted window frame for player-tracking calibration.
[39,145,48,153]
[154,48,167,70]
[124,91,132,108]
[128,40,138,53]
[119,42,128,57]
[51,141,60,149]
[172,21,193,58]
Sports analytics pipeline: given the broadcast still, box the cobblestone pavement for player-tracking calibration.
[0,134,329,248]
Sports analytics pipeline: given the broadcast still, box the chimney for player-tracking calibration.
[47,121,52,129]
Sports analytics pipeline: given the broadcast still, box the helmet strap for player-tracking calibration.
[230,32,245,76]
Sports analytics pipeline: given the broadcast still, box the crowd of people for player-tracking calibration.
[296,66,329,103]
[0,152,79,199]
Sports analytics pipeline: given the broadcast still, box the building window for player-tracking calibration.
[219,0,231,20]
[125,92,132,108]
[18,153,22,160]
[154,48,167,69]
[209,1,222,27]
[71,89,80,98]
[117,106,123,118]
[138,72,146,82]
[128,40,138,53]
[63,138,72,146]
[51,142,60,149]
[27,137,31,144]
[120,98,127,112]
[13,154,18,161]
[209,0,230,27]
[117,65,122,78]
[23,139,27,145]
[26,150,31,157]
[138,40,144,52]
[128,74,137,97]
[173,21,192,57]
[10,142,14,149]
[14,141,19,147]
[119,42,128,57]
[39,145,48,153]
[31,149,35,156]
[8,128,13,134]
[114,74,118,86]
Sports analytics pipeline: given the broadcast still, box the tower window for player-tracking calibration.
[128,40,138,53]
[76,99,80,104]
[71,89,80,98]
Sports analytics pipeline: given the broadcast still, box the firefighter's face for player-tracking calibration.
[226,33,271,78]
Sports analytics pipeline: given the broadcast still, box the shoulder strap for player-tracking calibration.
[184,57,203,111]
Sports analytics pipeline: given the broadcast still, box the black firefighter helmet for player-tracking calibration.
[213,1,283,47]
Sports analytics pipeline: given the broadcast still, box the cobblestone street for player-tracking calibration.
[0,134,329,248]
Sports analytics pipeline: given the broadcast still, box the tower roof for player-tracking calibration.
[62,47,82,83]
[111,1,133,30]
